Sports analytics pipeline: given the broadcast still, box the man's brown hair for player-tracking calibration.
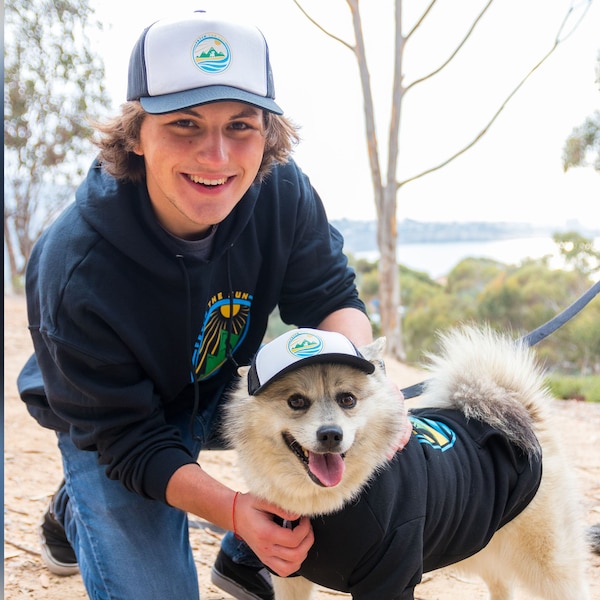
[93,102,300,183]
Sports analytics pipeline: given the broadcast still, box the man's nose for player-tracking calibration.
[198,131,227,164]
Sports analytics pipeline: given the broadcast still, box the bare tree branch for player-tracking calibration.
[404,0,438,42]
[291,0,355,52]
[386,0,404,187]
[397,1,592,189]
[347,0,384,198]
[404,0,495,94]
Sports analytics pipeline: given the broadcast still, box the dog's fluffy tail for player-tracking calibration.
[422,325,546,457]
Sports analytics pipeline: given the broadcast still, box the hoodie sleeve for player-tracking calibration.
[21,218,198,503]
[274,163,367,327]
[30,317,197,503]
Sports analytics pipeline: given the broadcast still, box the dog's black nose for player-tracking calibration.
[316,425,344,451]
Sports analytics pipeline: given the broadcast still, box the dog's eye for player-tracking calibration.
[288,394,310,411]
[337,393,357,409]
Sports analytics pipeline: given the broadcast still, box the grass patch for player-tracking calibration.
[545,374,600,403]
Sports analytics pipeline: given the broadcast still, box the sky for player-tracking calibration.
[92,0,599,227]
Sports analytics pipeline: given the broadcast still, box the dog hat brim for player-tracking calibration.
[248,328,375,396]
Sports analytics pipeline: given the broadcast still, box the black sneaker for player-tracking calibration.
[211,549,274,600]
[39,482,79,576]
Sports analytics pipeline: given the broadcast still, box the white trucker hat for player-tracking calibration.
[127,11,283,114]
[248,328,375,396]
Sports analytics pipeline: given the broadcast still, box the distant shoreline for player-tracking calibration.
[349,233,600,279]
[333,218,600,255]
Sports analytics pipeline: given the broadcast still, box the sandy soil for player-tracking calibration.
[4,294,599,599]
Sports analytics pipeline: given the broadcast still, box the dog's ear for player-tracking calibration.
[360,337,386,362]
[237,365,250,378]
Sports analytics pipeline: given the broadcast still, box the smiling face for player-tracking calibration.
[133,101,266,240]
[224,339,409,516]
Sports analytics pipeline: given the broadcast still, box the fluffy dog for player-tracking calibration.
[224,326,590,599]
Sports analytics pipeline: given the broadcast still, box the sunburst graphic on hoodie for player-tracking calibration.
[192,292,252,380]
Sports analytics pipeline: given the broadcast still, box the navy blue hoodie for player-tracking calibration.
[18,158,365,503]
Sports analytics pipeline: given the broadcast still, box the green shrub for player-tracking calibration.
[545,374,600,403]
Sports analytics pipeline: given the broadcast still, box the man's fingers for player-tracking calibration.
[263,525,314,576]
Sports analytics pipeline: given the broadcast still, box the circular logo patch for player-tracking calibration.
[287,332,324,359]
[192,34,231,74]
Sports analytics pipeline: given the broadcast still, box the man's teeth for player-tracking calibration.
[188,175,228,185]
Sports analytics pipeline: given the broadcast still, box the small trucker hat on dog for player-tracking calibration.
[248,328,375,396]
[127,10,283,115]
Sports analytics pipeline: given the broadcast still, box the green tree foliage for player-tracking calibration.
[4,0,110,289]
[403,293,464,362]
[350,235,600,373]
[552,297,600,375]
[553,231,600,275]
[476,261,592,361]
[445,257,505,299]
[562,111,600,172]
[562,53,600,172]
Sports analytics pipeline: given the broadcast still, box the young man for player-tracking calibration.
[17,11,373,600]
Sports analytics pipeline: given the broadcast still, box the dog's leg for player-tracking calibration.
[504,439,591,600]
[462,531,590,600]
[272,575,315,600]
[485,580,513,600]
[452,546,516,600]
[460,561,515,600]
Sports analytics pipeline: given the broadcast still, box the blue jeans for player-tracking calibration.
[54,407,258,600]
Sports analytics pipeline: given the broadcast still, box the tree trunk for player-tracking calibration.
[377,183,404,359]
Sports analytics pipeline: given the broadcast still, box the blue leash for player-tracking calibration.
[400,280,600,400]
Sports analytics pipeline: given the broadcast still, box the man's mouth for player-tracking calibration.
[187,174,229,186]
[282,432,346,488]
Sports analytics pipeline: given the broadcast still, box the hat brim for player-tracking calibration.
[248,353,375,396]
[140,84,283,115]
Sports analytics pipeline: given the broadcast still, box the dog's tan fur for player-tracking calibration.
[224,326,590,599]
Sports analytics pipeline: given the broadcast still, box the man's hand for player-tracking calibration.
[234,493,314,577]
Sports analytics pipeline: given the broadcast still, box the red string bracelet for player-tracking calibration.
[232,491,243,540]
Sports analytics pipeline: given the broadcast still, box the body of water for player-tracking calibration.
[356,236,600,279]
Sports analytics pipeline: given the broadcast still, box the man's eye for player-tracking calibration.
[174,119,196,128]
[229,121,251,131]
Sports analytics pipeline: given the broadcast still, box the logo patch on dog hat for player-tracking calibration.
[248,329,375,395]
[127,11,282,114]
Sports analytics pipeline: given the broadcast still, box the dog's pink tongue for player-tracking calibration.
[308,452,345,487]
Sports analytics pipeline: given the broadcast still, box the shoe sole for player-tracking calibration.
[210,566,270,600]
[39,543,80,576]
[39,518,79,576]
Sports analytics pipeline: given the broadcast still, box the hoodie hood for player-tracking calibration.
[76,160,261,272]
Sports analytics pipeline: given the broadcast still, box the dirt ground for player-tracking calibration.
[4,293,599,599]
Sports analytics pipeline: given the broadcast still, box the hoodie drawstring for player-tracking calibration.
[176,248,239,444]
[176,255,202,442]
[225,250,239,370]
